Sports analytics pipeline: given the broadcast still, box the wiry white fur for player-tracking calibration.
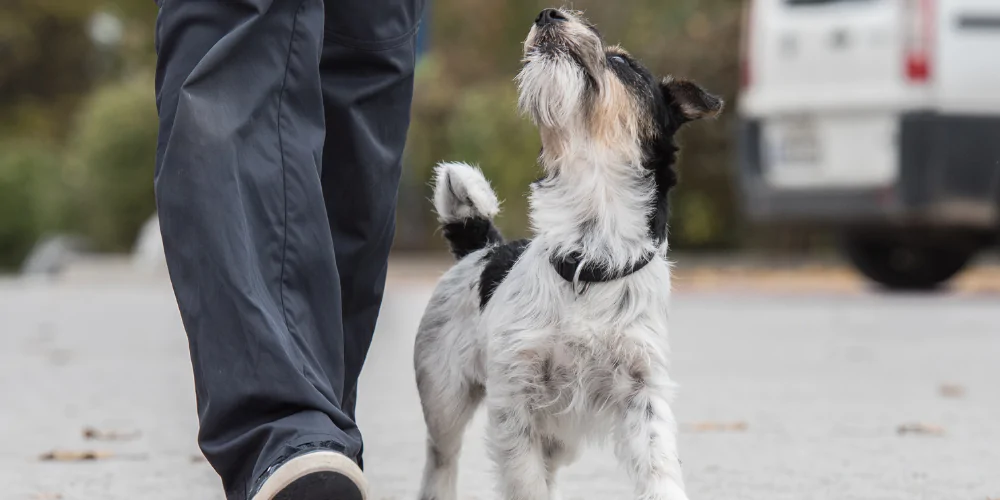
[516,54,588,129]
[415,9,690,500]
[531,137,663,272]
[433,162,501,223]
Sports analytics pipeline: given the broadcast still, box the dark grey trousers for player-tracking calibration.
[153,0,422,498]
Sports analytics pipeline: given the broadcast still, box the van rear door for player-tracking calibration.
[744,0,911,188]
[936,0,1000,113]
[745,0,907,113]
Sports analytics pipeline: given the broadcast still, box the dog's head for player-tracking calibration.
[517,8,723,169]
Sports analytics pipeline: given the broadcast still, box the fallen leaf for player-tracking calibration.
[39,450,115,461]
[82,426,141,441]
[939,384,966,399]
[896,423,946,436]
[39,450,148,462]
[681,421,748,433]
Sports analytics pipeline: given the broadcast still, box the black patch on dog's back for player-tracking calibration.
[479,239,531,310]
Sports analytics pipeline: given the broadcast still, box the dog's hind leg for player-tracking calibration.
[614,386,688,500]
[542,435,578,500]
[416,370,484,500]
[488,403,550,500]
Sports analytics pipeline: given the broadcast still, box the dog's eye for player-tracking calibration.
[610,55,626,65]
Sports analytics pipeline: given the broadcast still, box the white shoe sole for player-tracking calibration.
[251,451,368,500]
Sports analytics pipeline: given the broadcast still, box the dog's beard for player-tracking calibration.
[518,20,604,131]
[516,54,589,130]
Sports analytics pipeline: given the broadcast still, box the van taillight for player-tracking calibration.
[740,0,754,89]
[904,0,934,83]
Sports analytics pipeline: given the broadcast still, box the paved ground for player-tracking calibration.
[2,261,999,500]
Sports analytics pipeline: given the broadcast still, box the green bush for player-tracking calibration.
[66,72,158,252]
[444,83,540,238]
[0,0,101,141]
[0,141,65,269]
[400,57,542,248]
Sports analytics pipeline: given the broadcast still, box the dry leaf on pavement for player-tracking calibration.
[39,450,149,462]
[82,426,142,441]
[896,423,945,436]
[939,384,966,399]
[681,421,748,433]
[39,450,115,461]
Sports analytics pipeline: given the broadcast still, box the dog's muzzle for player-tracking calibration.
[535,8,568,27]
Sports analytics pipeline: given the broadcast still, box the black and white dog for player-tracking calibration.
[414,8,722,500]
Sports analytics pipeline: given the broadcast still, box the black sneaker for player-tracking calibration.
[250,450,367,500]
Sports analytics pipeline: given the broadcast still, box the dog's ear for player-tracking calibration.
[661,78,724,123]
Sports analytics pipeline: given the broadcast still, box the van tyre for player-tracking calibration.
[842,232,974,290]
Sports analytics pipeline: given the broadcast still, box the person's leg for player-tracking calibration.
[319,0,424,430]
[154,1,360,498]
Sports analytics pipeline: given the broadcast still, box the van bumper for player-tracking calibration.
[736,113,1000,229]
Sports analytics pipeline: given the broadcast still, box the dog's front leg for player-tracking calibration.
[487,402,549,500]
[615,389,688,500]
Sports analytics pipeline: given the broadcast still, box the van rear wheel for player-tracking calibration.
[842,232,975,290]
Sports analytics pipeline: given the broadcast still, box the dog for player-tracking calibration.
[413,8,722,500]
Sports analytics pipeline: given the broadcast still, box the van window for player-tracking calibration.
[785,0,876,5]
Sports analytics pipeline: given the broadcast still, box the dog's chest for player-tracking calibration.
[484,253,672,386]
[525,326,667,412]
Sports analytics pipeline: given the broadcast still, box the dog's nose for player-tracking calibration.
[535,8,567,27]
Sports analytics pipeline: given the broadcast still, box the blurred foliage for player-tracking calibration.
[405,56,542,242]
[399,0,744,250]
[0,0,158,266]
[0,0,100,140]
[66,72,158,252]
[0,142,65,268]
[0,0,154,140]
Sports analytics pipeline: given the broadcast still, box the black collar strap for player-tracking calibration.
[551,251,656,285]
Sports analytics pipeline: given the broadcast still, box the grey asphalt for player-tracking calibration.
[2,269,999,500]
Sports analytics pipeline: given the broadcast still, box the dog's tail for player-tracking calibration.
[433,162,504,259]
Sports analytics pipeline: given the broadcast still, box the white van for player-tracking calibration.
[737,0,1000,289]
